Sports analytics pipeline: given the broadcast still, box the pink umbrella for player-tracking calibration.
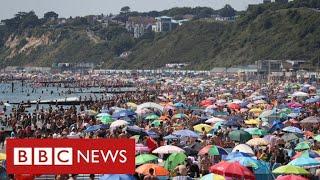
[287,102,303,108]
[136,144,150,153]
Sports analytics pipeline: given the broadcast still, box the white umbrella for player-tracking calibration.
[110,120,129,128]
[152,145,185,154]
[232,144,254,156]
[205,117,225,124]
[292,91,309,97]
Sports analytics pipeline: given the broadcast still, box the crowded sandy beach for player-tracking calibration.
[0,70,318,180]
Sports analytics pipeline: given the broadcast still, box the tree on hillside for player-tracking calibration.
[44,11,59,20]
[120,6,131,14]
[219,4,236,17]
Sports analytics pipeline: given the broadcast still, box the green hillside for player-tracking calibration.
[118,7,320,70]
[0,0,320,69]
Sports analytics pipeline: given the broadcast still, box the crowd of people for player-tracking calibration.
[0,72,319,180]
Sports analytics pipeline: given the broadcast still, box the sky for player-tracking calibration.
[0,0,263,20]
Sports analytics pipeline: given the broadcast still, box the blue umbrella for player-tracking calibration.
[289,155,320,168]
[146,130,159,138]
[112,110,136,119]
[306,96,320,103]
[85,124,107,132]
[174,102,186,108]
[173,129,199,138]
[282,126,303,134]
[269,121,284,133]
[228,156,262,169]
[99,174,135,180]
[223,120,240,127]
[225,151,252,160]
[164,134,178,140]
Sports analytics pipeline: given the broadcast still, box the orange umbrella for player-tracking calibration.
[304,131,314,138]
[159,115,170,121]
[228,103,240,110]
[136,163,169,176]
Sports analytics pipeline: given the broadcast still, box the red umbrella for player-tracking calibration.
[210,161,255,180]
[200,99,213,107]
[228,103,240,110]
[276,175,309,180]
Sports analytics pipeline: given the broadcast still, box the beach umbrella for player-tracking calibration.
[126,126,148,136]
[126,102,137,109]
[198,145,228,156]
[205,117,225,124]
[210,161,255,180]
[164,152,187,170]
[99,174,135,180]
[272,165,309,175]
[300,116,320,124]
[276,175,308,180]
[246,138,269,146]
[282,126,303,134]
[249,108,263,114]
[135,154,158,165]
[0,153,6,161]
[152,145,185,154]
[232,144,255,156]
[150,120,162,127]
[292,92,308,97]
[97,113,111,117]
[112,110,136,119]
[136,163,169,176]
[163,134,178,140]
[213,121,224,130]
[110,120,129,128]
[294,142,310,151]
[292,150,320,159]
[228,156,262,169]
[173,129,199,138]
[282,133,300,142]
[313,134,320,142]
[85,125,103,132]
[228,103,240,110]
[98,115,113,124]
[136,144,150,153]
[145,114,160,121]
[229,130,252,143]
[244,128,268,136]
[288,154,320,168]
[200,173,226,180]
[172,113,188,119]
[225,151,252,160]
[244,119,260,125]
[174,102,186,108]
[193,124,212,133]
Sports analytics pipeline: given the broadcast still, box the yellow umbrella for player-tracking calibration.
[244,118,260,125]
[193,124,212,133]
[246,138,269,146]
[249,108,263,113]
[127,102,137,109]
[0,153,6,160]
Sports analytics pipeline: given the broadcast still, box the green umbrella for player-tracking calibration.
[164,152,187,170]
[229,130,252,143]
[145,114,160,120]
[245,128,268,136]
[135,154,158,165]
[208,145,219,156]
[98,115,113,124]
[272,165,309,175]
[314,134,320,142]
[294,141,311,151]
[151,120,162,127]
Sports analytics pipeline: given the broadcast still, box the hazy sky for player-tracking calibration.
[0,0,262,20]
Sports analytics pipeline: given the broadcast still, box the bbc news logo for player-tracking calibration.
[7,139,135,174]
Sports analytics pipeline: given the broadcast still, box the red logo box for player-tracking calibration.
[6,138,135,174]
